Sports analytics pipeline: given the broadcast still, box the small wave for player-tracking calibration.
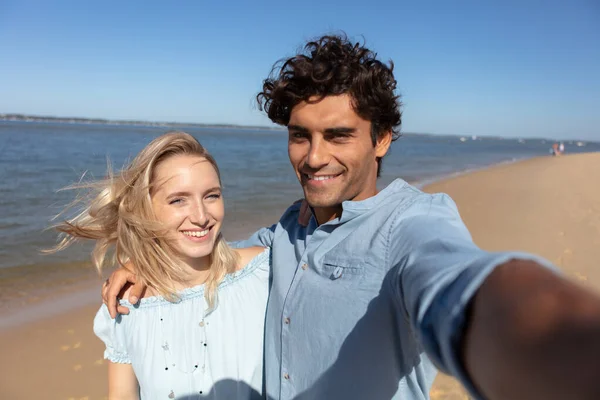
[0,221,24,230]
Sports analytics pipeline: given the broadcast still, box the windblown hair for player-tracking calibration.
[48,132,239,309]
[256,33,402,176]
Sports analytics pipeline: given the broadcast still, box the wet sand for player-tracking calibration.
[1,152,598,399]
[0,260,100,317]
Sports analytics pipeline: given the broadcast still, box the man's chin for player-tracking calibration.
[303,195,340,209]
[301,185,340,205]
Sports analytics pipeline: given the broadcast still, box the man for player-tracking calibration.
[105,34,600,399]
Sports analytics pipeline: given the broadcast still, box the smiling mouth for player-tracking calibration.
[180,228,211,238]
[303,173,342,183]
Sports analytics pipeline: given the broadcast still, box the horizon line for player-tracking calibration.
[0,113,593,143]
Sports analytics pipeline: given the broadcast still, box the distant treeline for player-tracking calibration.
[0,113,283,131]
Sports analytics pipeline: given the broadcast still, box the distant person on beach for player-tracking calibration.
[51,132,269,399]
[104,34,600,399]
[551,142,565,156]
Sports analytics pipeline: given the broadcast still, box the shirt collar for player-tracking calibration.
[297,178,409,227]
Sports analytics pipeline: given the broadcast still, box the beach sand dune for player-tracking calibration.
[1,152,598,399]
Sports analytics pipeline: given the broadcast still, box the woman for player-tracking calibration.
[50,132,269,399]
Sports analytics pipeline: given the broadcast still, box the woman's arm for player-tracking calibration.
[107,361,139,400]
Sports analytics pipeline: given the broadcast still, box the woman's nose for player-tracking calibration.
[190,203,209,226]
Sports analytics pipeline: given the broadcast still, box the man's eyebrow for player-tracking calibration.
[324,127,356,134]
[288,125,356,134]
[287,124,309,132]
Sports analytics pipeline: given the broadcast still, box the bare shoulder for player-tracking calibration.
[234,246,267,271]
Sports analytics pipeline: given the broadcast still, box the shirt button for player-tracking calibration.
[301,263,308,270]
[283,373,290,380]
[284,317,290,325]
[332,266,343,279]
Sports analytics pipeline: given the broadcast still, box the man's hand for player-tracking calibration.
[463,259,600,399]
[102,264,145,319]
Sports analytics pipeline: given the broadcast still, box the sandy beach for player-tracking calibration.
[1,152,598,399]
[427,152,600,399]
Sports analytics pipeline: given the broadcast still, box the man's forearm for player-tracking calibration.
[463,259,600,400]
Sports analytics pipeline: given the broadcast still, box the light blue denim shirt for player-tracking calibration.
[236,178,553,400]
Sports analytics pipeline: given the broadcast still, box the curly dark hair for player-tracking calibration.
[256,33,402,177]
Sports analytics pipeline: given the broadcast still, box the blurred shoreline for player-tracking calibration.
[2,152,599,327]
[0,155,524,324]
[1,153,599,399]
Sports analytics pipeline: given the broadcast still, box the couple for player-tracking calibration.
[54,34,600,400]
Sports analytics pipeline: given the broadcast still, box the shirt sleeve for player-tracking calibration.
[391,193,557,398]
[93,304,132,364]
[230,224,276,248]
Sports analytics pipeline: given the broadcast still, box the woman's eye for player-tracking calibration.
[207,193,221,200]
[169,198,183,205]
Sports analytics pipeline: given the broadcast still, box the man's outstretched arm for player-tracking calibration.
[463,259,600,400]
[393,194,600,399]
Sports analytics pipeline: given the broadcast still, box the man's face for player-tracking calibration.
[287,94,391,223]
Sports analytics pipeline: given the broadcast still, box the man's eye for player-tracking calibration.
[331,133,349,140]
[291,132,307,139]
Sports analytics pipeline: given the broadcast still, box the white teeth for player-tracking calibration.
[308,175,336,181]
[182,230,209,238]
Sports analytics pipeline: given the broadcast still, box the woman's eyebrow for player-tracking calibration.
[166,191,191,199]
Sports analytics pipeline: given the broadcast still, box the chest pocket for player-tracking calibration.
[320,257,365,281]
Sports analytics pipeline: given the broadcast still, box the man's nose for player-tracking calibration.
[306,138,330,169]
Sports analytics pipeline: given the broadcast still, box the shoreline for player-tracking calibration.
[2,152,597,328]
[1,152,599,399]
[411,154,530,189]
[0,227,261,327]
[0,283,99,332]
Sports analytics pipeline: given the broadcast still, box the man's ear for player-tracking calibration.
[375,130,393,157]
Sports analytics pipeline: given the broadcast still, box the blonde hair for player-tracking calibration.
[48,131,239,308]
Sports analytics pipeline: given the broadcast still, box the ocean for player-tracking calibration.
[2,120,599,271]
[0,120,598,315]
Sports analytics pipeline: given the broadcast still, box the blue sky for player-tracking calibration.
[1,0,599,140]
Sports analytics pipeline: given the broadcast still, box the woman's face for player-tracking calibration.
[151,154,224,269]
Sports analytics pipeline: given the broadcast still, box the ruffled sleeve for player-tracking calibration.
[93,304,132,364]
